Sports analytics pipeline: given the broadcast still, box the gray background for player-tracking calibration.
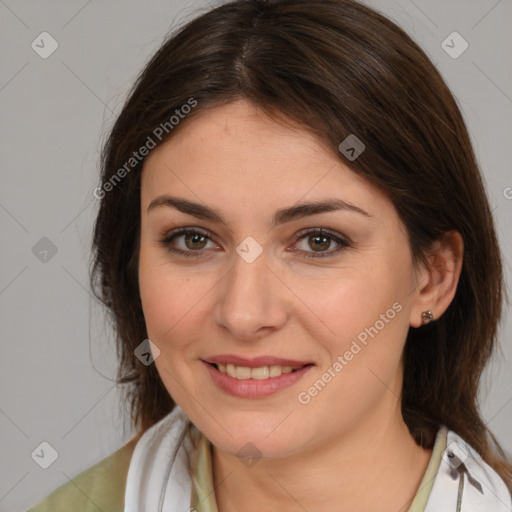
[1,0,511,510]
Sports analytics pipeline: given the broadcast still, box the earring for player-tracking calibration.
[421,310,434,324]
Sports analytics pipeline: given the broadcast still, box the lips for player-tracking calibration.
[204,354,312,368]
[202,355,314,398]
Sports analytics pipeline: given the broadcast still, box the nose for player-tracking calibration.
[213,244,289,342]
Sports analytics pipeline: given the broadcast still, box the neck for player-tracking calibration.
[211,398,433,512]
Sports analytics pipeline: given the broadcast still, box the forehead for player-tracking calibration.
[140,100,392,223]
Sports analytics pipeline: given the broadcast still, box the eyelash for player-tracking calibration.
[159,227,351,260]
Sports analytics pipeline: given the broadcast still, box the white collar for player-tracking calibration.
[124,407,511,512]
[123,406,192,512]
[425,428,511,511]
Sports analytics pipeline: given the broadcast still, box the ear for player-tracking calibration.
[409,230,464,328]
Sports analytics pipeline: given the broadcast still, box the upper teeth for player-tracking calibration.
[217,363,301,380]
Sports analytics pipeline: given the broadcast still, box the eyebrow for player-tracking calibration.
[147,195,372,227]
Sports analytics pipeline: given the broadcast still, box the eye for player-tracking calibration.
[159,227,351,259]
[159,227,217,258]
[291,228,351,259]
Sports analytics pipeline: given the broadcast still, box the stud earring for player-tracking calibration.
[421,310,434,324]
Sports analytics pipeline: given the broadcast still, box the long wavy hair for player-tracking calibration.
[90,0,512,488]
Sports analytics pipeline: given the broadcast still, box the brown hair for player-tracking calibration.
[90,0,512,488]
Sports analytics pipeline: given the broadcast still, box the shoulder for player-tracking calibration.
[26,433,142,512]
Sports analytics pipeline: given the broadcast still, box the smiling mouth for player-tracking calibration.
[207,362,312,380]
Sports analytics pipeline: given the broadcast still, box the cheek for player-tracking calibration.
[138,252,208,402]
[138,248,219,356]
[293,248,412,400]
[138,248,189,345]
[293,279,409,439]
[292,263,407,352]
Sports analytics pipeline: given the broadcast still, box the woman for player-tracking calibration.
[27,0,512,511]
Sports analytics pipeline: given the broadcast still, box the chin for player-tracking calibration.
[196,411,311,461]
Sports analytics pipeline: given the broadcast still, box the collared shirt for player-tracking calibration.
[26,406,512,512]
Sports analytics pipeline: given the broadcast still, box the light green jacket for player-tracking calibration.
[26,435,140,512]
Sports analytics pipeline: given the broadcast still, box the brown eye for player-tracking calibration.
[160,228,216,258]
[292,228,351,259]
[182,232,208,250]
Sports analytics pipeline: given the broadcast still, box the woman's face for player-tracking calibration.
[138,99,422,459]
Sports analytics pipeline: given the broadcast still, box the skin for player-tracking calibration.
[138,99,464,511]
